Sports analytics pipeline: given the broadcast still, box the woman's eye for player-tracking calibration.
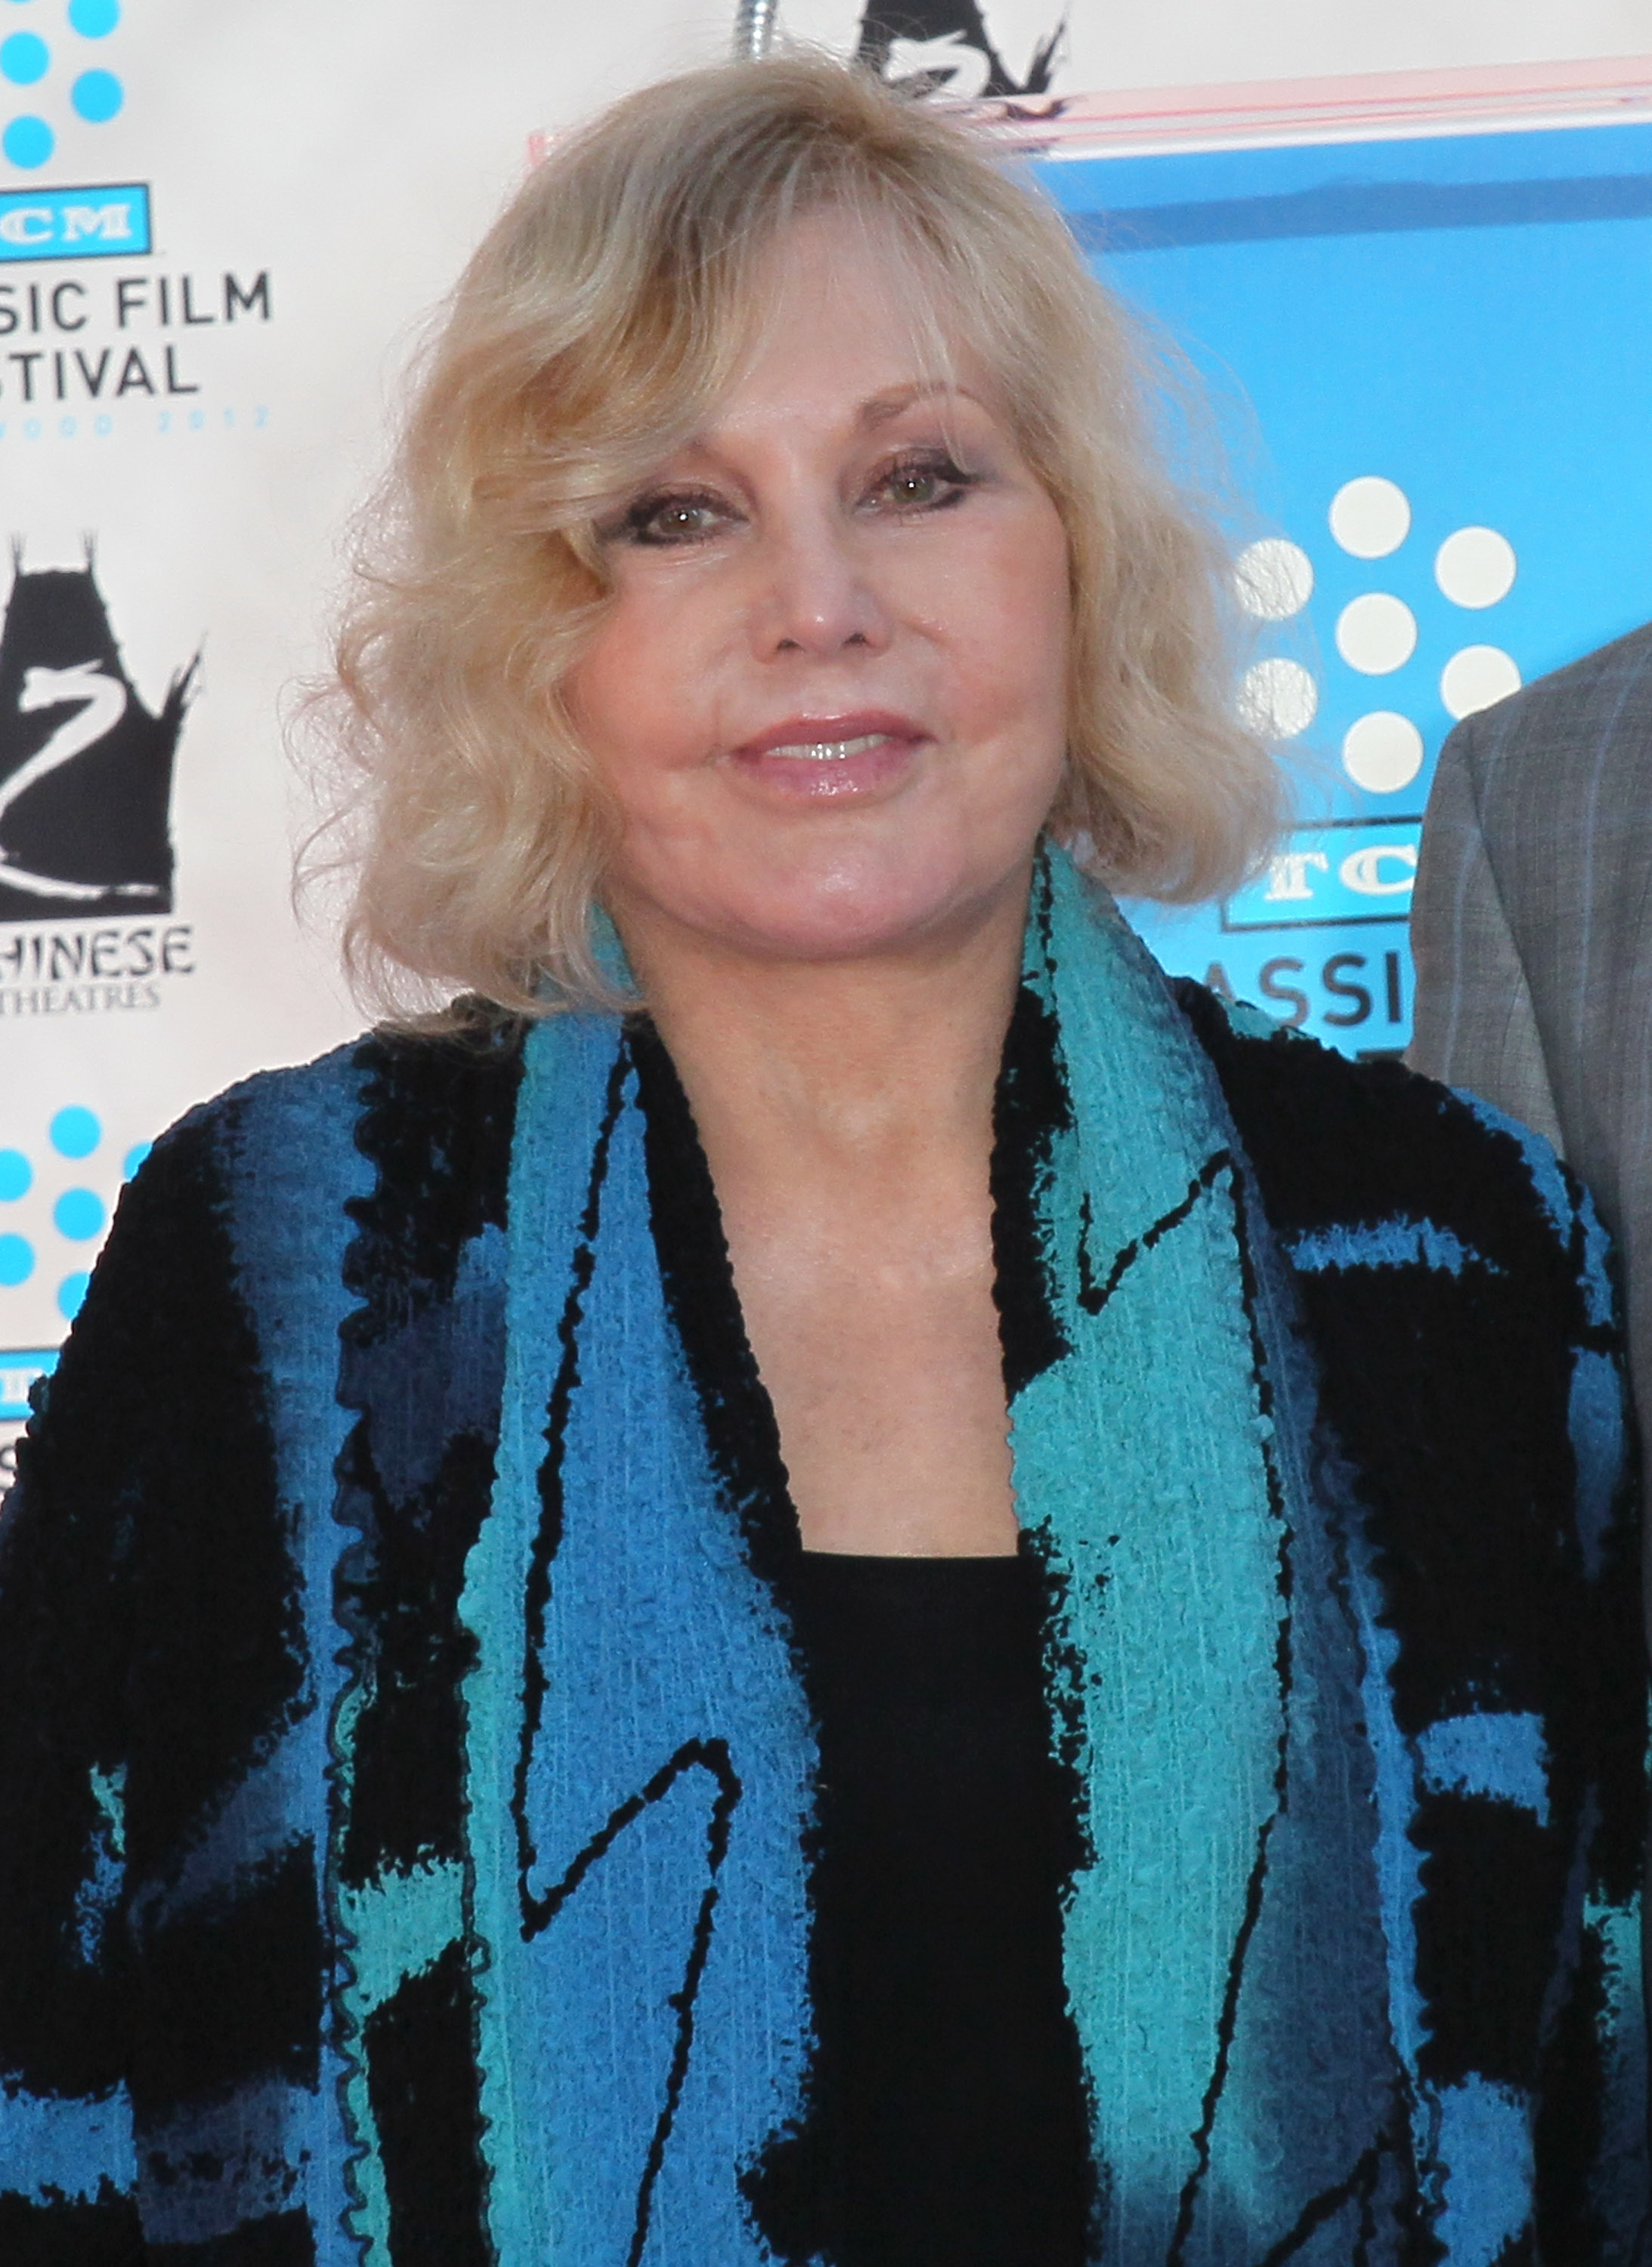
[622,493,730,546]
[868,456,976,514]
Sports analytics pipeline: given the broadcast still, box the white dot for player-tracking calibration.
[1440,645,1521,720]
[1329,476,1411,559]
[1336,592,1417,675]
[1239,657,1318,739]
[1342,710,1425,795]
[1435,526,1517,610]
[1234,537,1314,621]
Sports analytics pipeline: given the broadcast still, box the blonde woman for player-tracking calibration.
[0,55,1643,2267]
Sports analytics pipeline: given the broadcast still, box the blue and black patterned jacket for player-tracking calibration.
[0,981,1644,2263]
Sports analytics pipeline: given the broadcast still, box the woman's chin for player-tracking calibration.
[702,864,1023,967]
[610,828,1045,973]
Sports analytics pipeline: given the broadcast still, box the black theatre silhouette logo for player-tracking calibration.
[0,551,197,925]
[857,0,1064,98]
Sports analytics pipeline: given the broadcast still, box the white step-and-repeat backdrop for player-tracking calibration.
[2,0,1649,1467]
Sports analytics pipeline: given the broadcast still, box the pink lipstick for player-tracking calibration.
[730,712,927,799]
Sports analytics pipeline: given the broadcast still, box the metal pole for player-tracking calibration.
[732,0,778,60]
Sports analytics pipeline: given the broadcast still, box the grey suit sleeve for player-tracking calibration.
[1407,716,1566,1155]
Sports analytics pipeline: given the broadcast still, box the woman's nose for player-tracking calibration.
[750,515,892,659]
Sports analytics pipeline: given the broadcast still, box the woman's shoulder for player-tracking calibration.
[144,1002,533,1171]
[26,1007,535,1446]
[64,1008,531,1360]
[1169,973,1601,1281]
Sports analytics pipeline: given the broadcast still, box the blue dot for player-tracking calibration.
[58,1270,89,1320]
[2,111,51,165]
[68,0,118,32]
[70,64,119,120]
[54,1186,104,1241]
[50,1106,100,1158]
[122,1140,150,1180]
[0,1232,33,1286]
[0,1149,30,1201]
[1,31,47,81]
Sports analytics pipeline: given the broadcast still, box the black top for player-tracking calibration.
[786,1547,1093,2266]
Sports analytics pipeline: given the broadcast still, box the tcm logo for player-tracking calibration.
[1222,818,1422,933]
[0,1347,52,1422]
[0,549,198,923]
[0,183,150,264]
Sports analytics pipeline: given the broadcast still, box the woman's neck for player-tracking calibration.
[609,882,1028,1174]
[608,874,1029,1554]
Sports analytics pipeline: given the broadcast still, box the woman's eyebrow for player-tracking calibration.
[857,380,979,430]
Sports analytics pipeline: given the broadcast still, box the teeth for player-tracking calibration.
[766,733,889,762]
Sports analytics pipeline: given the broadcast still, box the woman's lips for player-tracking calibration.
[729,716,928,799]
[762,731,890,762]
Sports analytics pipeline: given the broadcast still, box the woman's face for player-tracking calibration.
[569,210,1072,968]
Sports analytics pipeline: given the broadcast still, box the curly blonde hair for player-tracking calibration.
[320,51,1284,1018]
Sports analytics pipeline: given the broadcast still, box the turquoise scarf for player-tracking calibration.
[341,844,1399,2262]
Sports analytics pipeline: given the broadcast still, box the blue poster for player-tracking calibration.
[1036,121,1652,1054]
